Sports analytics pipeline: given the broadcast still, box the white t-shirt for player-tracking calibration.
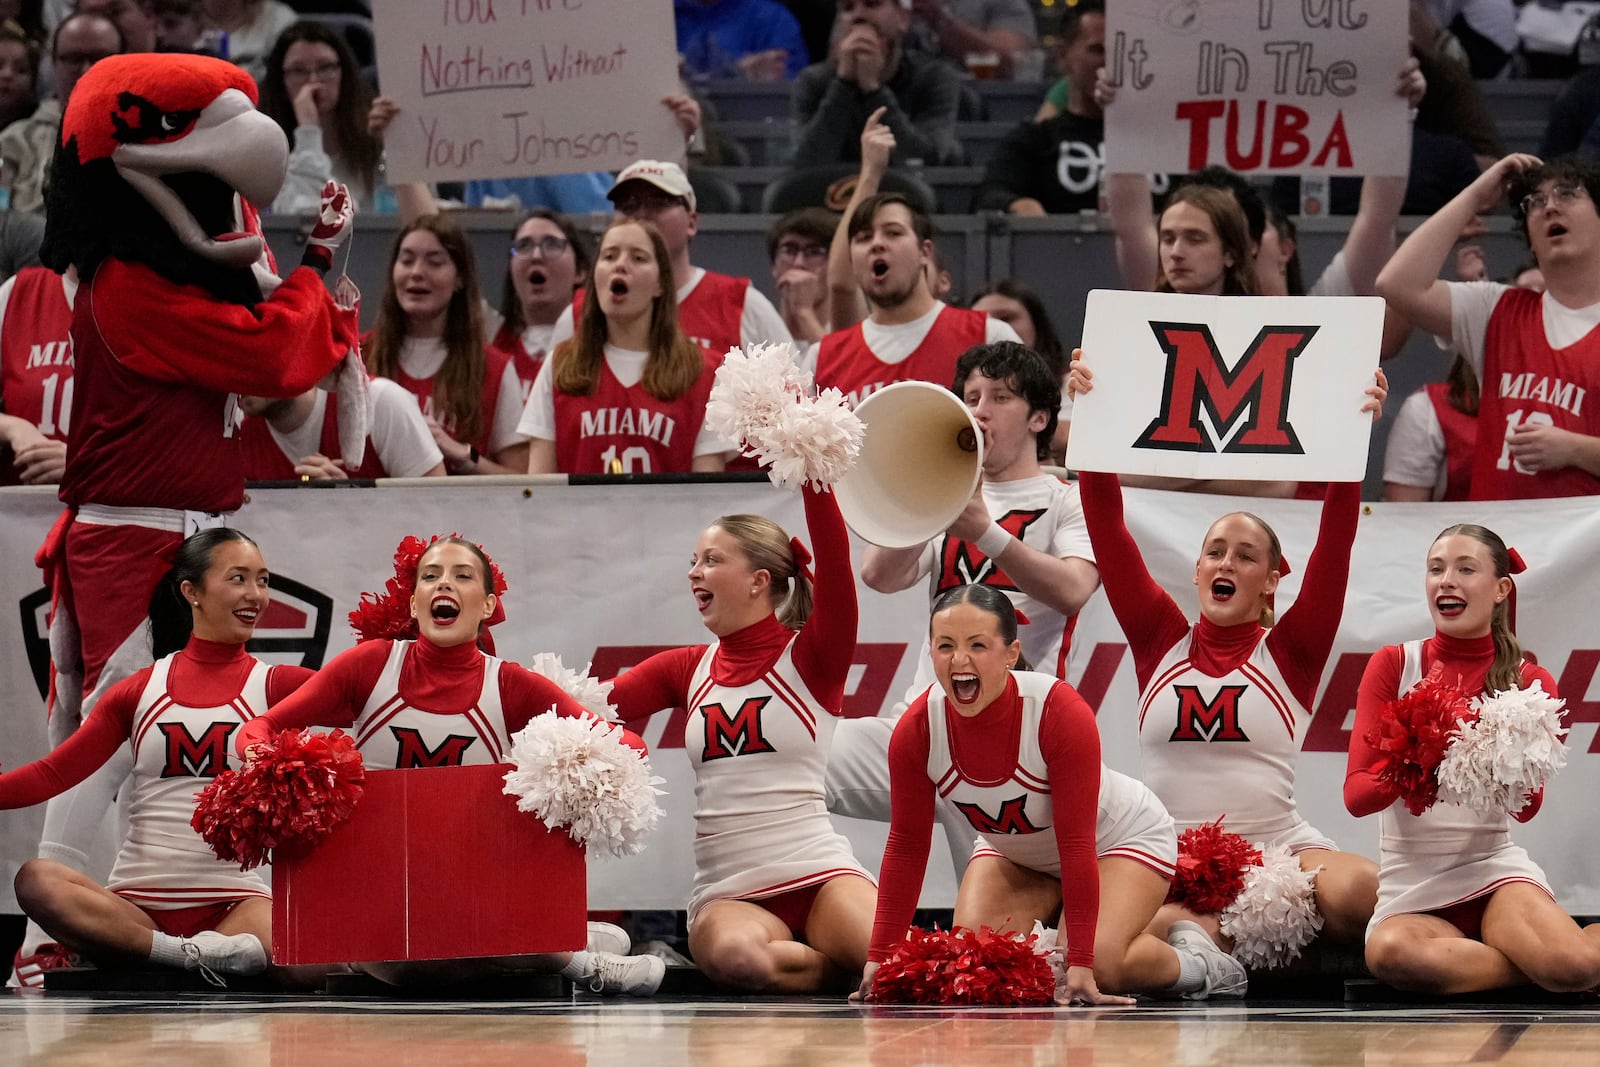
[266,378,442,478]
[1447,281,1600,379]
[398,336,527,453]
[1382,389,1447,498]
[1308,250,1353,297]
[549,267,793,351]
[0,269,77,329]
[517,343,728,457]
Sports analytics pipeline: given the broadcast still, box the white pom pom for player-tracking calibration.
[706,343,863,489]
[1436,679,1568,815]
[502,712,665,858]
[1028,919,1067,999]
[1219,844,1323,970]
[525,652,617,722]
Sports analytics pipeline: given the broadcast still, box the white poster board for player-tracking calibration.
[1068,289,1382,481]
[373,1,686,184]
[1103,0,1410,177]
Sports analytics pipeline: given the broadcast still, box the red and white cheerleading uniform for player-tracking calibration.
[558,267,793,361]
[814,303,1016,408]
[1447,282,1600,499]
[608,487,872,928]
[0,267,76,487]
[1346,634,1555,939]
[517,344,725,473]
[234,634,617,771]
[870,670,1176,969]
[0,637,313,912]
[237,378,442,481]
[1079,472,1358,851]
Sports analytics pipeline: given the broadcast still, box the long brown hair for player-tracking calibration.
[1155,185,1257,296]
[710,514,814,630]
[364,214,488,443]
[259,21,380,199]
[1432,524,1525,694]
[551,219,703,401]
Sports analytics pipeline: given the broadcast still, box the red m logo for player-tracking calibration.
[937,508,1046,593]
[953,794,1041,835]
[1134,322,1314,454]
[1169,685,1251,743]
[390,727,478,768]
[159,721,235,778]
[700,697,776,761]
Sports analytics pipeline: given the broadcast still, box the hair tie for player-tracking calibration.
[1275,552,1292,578]
[1014,608,1032,627]
[789,536,815,586]
[1504,546,1526,632]
[1507,547,1527,575]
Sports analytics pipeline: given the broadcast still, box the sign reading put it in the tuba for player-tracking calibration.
[1067,289,1383,483]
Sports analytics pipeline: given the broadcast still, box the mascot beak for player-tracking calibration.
[111,88,288,270]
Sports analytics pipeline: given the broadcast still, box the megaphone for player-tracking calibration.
[834,381,983,549]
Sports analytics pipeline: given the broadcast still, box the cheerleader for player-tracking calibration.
[233,535,662,994]
[2,530,317,987]
[1345,525,1600,994]
[856,585,1247,1005]
[607,486,876,993]
[1066,359,1384,955]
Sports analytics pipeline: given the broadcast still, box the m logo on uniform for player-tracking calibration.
[700,697,776,761]
[1135,322,1315,455]
[390,727,479,768]
[953,794,1041,835]
[1169,684,1251,743]
[159,721,235,778]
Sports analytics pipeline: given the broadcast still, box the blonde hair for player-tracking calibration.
[711,514,813,630]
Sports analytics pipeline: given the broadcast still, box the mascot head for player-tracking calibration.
[41,54,289,303]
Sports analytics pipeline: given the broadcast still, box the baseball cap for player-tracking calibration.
[608,160,696,213]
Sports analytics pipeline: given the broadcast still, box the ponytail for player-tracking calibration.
[709,514,813,631]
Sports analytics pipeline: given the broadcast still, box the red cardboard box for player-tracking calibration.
[271,763,586,965]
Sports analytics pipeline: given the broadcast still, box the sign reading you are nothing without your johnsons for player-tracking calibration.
[375,1,685,183]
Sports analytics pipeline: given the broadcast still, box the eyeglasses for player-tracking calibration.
[614,192,685,216]
[510,235,571,259]
[284,62,342,83]
[1521,184,1587,215]
[775,240,828,262]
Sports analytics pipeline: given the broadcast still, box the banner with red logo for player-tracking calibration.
[1070,290,1384,482]
[3,484,1599,913]
[1104,0,1410,177]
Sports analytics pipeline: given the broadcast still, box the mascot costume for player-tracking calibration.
[12,53,360,985]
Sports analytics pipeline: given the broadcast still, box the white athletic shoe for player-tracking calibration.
[180,931,269,987]
[586,921,632,957]
[587,951,665,997]
[1168,920,1248,1000]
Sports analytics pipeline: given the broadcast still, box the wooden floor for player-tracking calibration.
[5,990,1600,1066]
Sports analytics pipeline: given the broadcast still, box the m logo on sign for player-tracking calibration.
[1134,322,1315,454]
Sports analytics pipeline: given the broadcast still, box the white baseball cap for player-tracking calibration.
[608,160,696,213]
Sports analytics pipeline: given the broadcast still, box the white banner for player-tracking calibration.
[374,1,685,183]
[1070,290,1383,482]
[4,484,1600,913]
[1104,0,1410,177]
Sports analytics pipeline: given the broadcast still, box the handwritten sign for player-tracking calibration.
[1103,0,1409,177]
[374,1,685,183]
[1067,289,1382,481]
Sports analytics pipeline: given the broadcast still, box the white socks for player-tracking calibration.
[148,931,189,968]
[559,951,594,980]
[1166,945,1209,995]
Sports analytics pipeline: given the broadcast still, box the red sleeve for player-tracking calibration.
[1344,644,1404,817]
[0,673,141,808]
[1267,481,1359,708]
[605,646,706,728]
[1039,682,1102,969]
[1077,471,1191,690]
[867,698,937,962]
[265,664,317,705]
[97,260,358,398]
[792,485,858,712]
[233,641,388,758]
[1511,662,1559,823]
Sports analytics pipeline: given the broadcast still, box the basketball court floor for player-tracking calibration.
[4,987,1599,1066]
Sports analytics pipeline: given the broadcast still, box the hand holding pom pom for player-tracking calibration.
[705,343,863,490]
[1368,671,1471,816]
[1166,819,1262,915]
[192,728,365,870]
[502,711,665,857]
[1437,679,1568,815]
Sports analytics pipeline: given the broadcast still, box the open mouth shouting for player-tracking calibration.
[692,586,713,613]
[870,258,890,279]
[608,277,631,301]
[1210,578,1236,602]
[430,595,462,626]
[949,672,981,705]
[527,267,548,287]
[1434,595,1467,619]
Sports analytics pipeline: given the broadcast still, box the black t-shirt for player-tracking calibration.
[972,111,1105,214]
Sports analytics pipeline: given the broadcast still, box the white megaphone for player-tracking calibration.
[834,380,983,549]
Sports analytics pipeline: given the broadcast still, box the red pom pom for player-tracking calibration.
[1366,672,1471,816]
[869,926,1055,1006]
[1166,818,1263,914]
[191,729,366,870]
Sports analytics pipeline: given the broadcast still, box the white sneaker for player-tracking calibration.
[180,931,268,987]
[586,951,665,997]
[1168,920,1247,1000]
[586,921,631,957]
